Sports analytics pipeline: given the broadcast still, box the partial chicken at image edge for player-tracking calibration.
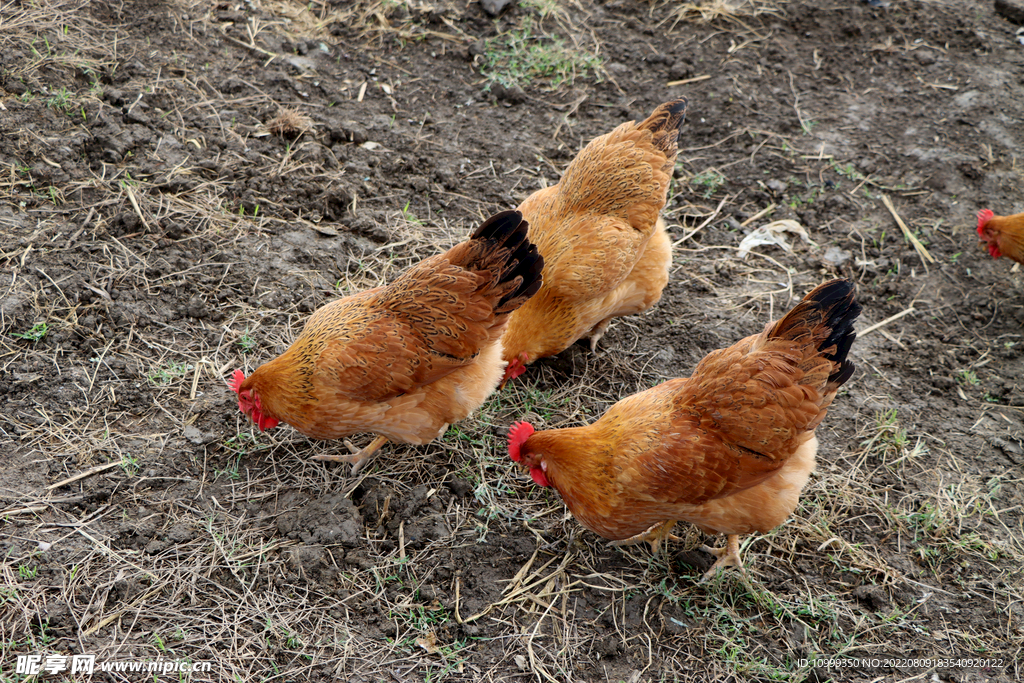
[977,208,1024,263]
[230,209,543,474]
[509,278,861,581]
[499,98,688,387]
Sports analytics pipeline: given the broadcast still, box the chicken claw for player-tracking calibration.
[699,534,747,582]
[588,318,613,353]
[312,435,389,475]
[609,520,680,555]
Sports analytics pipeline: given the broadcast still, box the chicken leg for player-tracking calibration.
[588,318,613,353]
[312,434,389,475]
[609,520,680,554]
[699,534,746,582]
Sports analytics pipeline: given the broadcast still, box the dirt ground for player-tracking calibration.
[2,0,1023,681]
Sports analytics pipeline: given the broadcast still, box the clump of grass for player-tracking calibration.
[833,161,866,182]
[119,453,140,476]
[11,322,48,342]
[690,169,727,198]
[147,361,193,385]
[668,0,785,27]
[45,86,73,113]
[520,0,561,18]
[859,407,918,468]
[237,330,257,353]
[479,17,603,91]
[265,108,315,136]
[956,369,979,386]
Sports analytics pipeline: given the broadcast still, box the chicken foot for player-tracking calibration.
[699,534,747,582]
[587,318,614,353]
[609,520,680,554]
[312,434,389,475]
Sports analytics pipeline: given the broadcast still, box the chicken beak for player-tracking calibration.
[498,363,516,390]
[499,354,527,390]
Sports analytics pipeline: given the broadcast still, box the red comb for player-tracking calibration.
[977,209,994,236]
[230,369,246,392]
[507,421,535,462]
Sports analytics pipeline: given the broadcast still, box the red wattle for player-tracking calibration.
[530,467,550,488]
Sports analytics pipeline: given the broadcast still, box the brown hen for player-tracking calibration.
[232,210,543,473]
[977,208,1024,263]
[500,99,687,385]
[509,279,860,580]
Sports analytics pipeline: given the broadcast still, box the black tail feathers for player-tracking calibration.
[775,279,861,387]
[471,210,544,310]
[665,98,688,120]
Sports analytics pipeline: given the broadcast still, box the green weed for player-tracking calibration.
[119,453,140,476]
[147,361,193,385]
[237,330,257,353]
[11,322,48,342]
[45,87,73,113]
[690,170,726,199]
[480,17,603,91]
[833,162,865,182]
[956,369,979,386]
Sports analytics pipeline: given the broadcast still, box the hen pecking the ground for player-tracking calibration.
[509,279,861,580]
[500,99,687,386]
[232,210,543,473]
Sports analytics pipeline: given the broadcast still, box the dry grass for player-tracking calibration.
[11,197,1020,679]
[661,0,788,29]
[264,108,316,137]
[270,0,474,46]
[0,0,116,84]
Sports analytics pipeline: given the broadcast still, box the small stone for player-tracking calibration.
[492,82,526,105]
[914,49,936,66]
[653,346,676,364]
[481,0,513,16]
[669,60,693,81]
[822,246,851,266]
[183,425,214,445]
[766,179,787,193]
[185,295,208,318]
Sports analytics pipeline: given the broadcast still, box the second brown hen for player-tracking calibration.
[500,99,687,385]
